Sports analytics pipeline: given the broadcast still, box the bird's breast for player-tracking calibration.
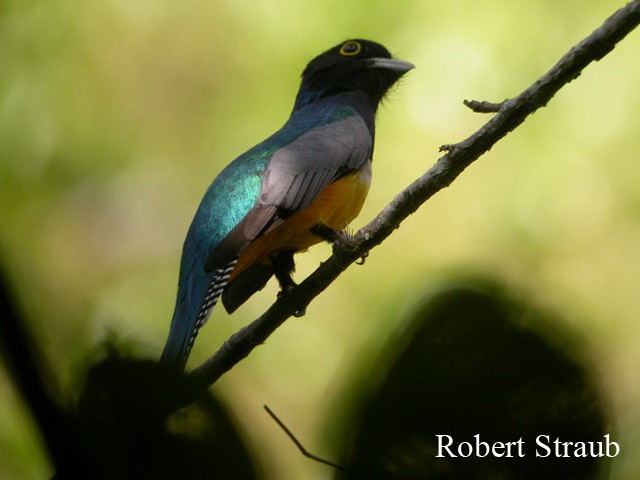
[296,160,372,233]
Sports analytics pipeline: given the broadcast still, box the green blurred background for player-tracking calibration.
[1,0,639,478]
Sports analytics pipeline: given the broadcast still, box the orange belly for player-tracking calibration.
[231,164,371,279]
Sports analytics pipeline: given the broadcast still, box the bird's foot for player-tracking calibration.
[277,283,296,299]
[332,228,357,250]
[272,250,298,294]
[276,283,305,317]
[334,231,368,265]
[311,223,368,265]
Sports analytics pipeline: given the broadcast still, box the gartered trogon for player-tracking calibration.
[161,39,413,369]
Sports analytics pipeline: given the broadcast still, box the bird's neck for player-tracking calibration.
[289,90,376,139]
[292,85,325,112]
[292,83,379,113]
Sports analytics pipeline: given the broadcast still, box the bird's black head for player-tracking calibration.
[293,39,414,112]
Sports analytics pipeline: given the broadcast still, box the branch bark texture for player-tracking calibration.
[191,1,640,388]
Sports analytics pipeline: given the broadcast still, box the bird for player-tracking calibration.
[161,39,413,369]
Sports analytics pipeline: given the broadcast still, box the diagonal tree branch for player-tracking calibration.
[190,0,640,388]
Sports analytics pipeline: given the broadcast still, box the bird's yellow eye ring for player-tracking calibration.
[339,41,362,56]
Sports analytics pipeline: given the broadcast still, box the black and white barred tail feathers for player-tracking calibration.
[161,259,237,369]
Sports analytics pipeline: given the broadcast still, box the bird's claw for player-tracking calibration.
[331,230,360,255]
[335,229,357,248]
[334,231,369,266]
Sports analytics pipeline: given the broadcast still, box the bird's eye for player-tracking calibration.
[339,41,362,56]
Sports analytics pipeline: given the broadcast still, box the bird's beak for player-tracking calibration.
[367,57,415,73]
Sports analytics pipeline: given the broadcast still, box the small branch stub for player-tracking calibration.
[463,99,507,113]
[439,143,456,152]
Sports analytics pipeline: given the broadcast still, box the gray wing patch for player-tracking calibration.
[260,114,373,214]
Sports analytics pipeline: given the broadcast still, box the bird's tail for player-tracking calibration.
[161,259,237,369]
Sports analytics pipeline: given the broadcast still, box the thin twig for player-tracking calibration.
[263,405,347,472]
[190,0,640,387]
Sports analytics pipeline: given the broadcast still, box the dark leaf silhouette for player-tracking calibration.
[336,281,609,480]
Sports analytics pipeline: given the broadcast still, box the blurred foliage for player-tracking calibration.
[334,282,608,479]
[0,0,638,478]
[1,267,259,479]
[70,355,260,479]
